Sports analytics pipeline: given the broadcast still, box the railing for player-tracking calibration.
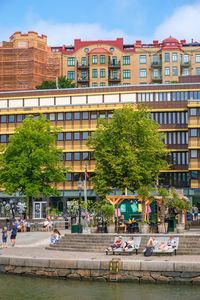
[77,63,89,69]
[180,61,190,67]
[152,76,162,81]
[77,77,89,83]
[151,61,162,67]
[108,77,121,82]
[108,61,121,68]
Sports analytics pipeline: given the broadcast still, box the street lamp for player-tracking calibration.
[78,178,82,233]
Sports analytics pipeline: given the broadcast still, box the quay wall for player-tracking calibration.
[1,256,200,284]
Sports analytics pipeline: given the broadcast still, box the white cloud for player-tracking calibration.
[154,2,200,42]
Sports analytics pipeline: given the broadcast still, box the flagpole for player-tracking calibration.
[84,162,88,232]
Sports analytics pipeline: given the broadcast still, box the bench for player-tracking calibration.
[105,236,141,255]
[144,237,179,256]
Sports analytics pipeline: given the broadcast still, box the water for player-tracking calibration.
[0,274,200,300]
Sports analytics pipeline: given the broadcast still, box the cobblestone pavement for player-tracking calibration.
[0,230,200,262]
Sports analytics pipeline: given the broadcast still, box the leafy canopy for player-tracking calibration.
[87,105,169,196]
[36,75,76,89]
[0,115,68,199]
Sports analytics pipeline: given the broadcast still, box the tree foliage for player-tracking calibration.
[0,115,68,217]
[36,76,76,89]
[87,105,169,197]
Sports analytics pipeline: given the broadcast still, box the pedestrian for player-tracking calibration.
[2,226,8,248]
[10,221,17,247]
[194,206,199,221]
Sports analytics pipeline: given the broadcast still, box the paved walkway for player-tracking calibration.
[0,230,200,263]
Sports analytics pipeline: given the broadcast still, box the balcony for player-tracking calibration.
[108,61,121,69]
[108,77,121,82]
[151,75,162,82]
[180,61,190,67]
[151,61,162,67]
[77,77,89,83]
[77,63,89,69]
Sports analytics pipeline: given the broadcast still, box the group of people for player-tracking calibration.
[1,220,18,248]
[107,236,135,251]
[43,218,54,231]
[147,235,176,251]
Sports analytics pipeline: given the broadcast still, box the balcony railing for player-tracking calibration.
[108,61,121,68]
[77,63,89,69]
[180,61,190,67]
[151,61,162,67]
[151,75,162,82]
[77,77,89,83]
[108,77,121,82]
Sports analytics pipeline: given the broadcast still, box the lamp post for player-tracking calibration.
[78,178,82,233]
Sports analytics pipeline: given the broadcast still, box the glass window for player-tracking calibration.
[140,55,146,64]
[81,57,86,65]
[196,68,200,75]
[183,68,189,75]
[168,132,172,144]
[100,55,105,64]
[100,82,106,86]
[92,69,97,78]
[191,171,198,180]
[140,69,147,78]
[123,56,130,65]
[82,112,89,120]
[66,112,72,120]
[83,152,89,160]
[182,152,185,165]
[1,116,7,123]
[9,115,15,122]
[172,53,177,62]
[57,133,64,141]
[66,173,72,181]
[91,112,97,119]
[74,112,80,120]
[196,54,200,63]
[57,113,64,121]
[177,112,180,124]
[186,132,188,144]
[153,69,158,78]
[184,54,189,63]
[68,57,75,66]
[99,112,106,118]
[168,112,171,124]
[49,113,55,121]
[123,70,130,79]
[173,132,176,144]
[165,53,170,62]
[172,112,176,124]
[164,112,167,124]
[66,153,72,161]
[172,67,178,76]
[92,55,97,64]
[82,132,89,140]
[177,132,181,144]
[100,69,105,78]
[190,108,197,116]
[74,152,80,160]
[191,150,198,158]
[82,70,87,79]
[190,129,198,137]
[68,71,75,80]
[181,112,185,124]
[108,112,113,118]
[182,132,185,144]
[74,132,80,140]
[74,173,81,181]
[153,55,158,63]
[17,115,23,122]
[66,132,72,140]
[0,135,7,143]
[92,83,98,87]
[165,67,170,76]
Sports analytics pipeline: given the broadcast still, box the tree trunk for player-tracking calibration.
[142,200,146,222]
[28,196,33,219]
[160,200,166,224]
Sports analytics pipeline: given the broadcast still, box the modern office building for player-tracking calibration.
[1,32,200,91]
[0,82,199,217]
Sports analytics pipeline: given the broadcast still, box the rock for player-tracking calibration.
[140,275,155,283]
[76,270,91,277]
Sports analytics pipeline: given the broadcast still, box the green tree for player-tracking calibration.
[0,115,68,218]
[36,76,76,89]
[87,105,169,197]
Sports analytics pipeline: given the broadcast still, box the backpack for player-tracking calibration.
[144,246,153,257]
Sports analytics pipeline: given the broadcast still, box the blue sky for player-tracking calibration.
[0,0,199,45]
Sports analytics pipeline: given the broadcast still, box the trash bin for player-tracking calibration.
[71,224,82,233]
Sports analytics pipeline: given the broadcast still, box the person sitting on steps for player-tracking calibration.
[123,236,135,251]
[147,236,158,248]
[107,236,123,251]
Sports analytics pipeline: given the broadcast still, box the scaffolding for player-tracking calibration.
[0,32,61,91]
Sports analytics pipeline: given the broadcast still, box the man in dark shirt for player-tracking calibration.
[10,221,17,247]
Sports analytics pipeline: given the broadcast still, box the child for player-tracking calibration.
[50,229,58,244]
[2,227,8,248]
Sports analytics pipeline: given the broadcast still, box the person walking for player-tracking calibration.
[2,226,8,248]
[194,206,199,221]
[10,221,17,247]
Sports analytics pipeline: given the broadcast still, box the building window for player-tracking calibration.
[140,55,146,64]
[184,54,189,63]
[66,173,72,181]
[74,112,80,120]
[68,71,75,80]
[81,57,86,66]
[0,135,7,143]
[100,69,105,78]
[83,152,89,160]
[191,171,198,180]
[196,54,200,63]
[190,129,198,137]
[92,83,98,87]
[74,152,80,160]
[49,113,55,121]
[66,153,72,161]
[91,112,97,119]
[153,69,158,78]
[100,82,106,86]
[165,53,170,62]
[190,108,197,116]
[172,67,178,76]
[17,115,23,122]
[66,112,72,120]
[165,67,170,76]
[172,53,177,62]
[112,70,117,79]
[92,69,97,78]
[196,68,200,75]
[123,70,130,79]
[123,56,130,65]
[68,57,75,66]
[74,132,80,140]
[82,112,89,120]
[82,71,87,79]
[183,68,189,75]
[82,132,89,140]
[191,150,198,158]
[92,55,97,64]
[66,132,72,140]
[123,83,130,86]
[153,55,158,63]
[57,133,64,141]
[9,115,15,123]
[140,69,147,78]
[1,116,7,123]
[100,55,105,64]
[57,113,64,121]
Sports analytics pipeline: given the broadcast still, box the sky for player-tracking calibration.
[0,0,200,46]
